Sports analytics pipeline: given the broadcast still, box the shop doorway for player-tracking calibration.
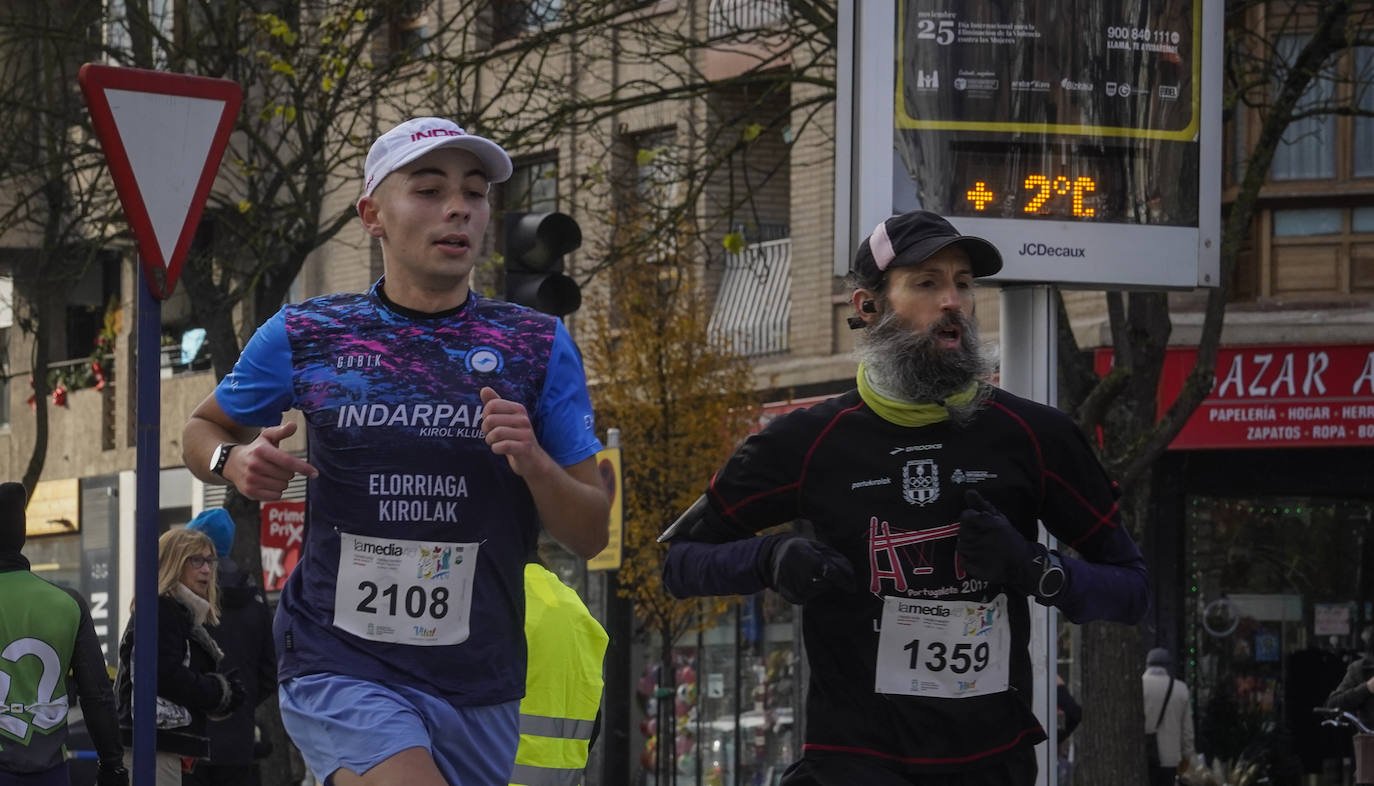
[1185,495,1374,784]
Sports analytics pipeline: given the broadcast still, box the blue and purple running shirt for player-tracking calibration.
[214,279,602,706]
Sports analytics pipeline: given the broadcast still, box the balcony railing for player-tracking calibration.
[709,237,791,357]
[708,0,789,38]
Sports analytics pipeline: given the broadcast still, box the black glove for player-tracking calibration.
[956,490,1037,591]
[760,534,856,604]
[97,759,129,786]
[209,668,246,719]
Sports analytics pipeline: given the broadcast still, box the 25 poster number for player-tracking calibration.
[903,640,991,674]
[916,19,956,45]
[356,581,450,619]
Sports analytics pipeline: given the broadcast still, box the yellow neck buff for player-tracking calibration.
[856,363,980,427]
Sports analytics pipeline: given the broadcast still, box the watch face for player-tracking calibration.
[211,443,234,475]
[1040,567,1066,598]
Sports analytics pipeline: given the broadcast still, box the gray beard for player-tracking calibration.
[858,309,992,421]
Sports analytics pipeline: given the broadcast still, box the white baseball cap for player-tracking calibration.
[360,117,513,199]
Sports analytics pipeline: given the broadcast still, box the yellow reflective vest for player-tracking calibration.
[509,564,610,786]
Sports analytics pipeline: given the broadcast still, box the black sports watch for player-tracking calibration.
[1031,548,1067,604]
[209,442,238,478]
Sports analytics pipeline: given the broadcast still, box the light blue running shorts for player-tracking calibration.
[279,672,519,785]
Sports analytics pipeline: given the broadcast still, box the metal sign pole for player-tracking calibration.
[999,285,1058,786]
[78,63,241,785]
[132,270,161,784]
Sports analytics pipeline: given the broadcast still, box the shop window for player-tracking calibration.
[1273,208,1343,237]
[502,157,559,216]
[1185,495,1374,779]
[1268,207,1374,296]
[1354,206,1374,233]
[383,0,431,61]
[49,253,121,396]
[634,593,799,784]
[624,128,681,264]
[1270,35,1336,182]
[492,0,562,43]
[157,280,211,377]
[104,0,174,66]
[1355,47,1374,178]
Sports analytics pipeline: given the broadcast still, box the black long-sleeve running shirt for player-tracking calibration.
[663,387,1146,774]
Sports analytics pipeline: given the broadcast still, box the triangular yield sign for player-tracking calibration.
[79,64,242,300]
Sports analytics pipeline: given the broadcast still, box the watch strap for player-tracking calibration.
[211,443,238,477]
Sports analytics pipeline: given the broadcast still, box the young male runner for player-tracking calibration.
[183,117,609,786]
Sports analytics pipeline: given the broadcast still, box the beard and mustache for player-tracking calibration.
[857,307,992,421]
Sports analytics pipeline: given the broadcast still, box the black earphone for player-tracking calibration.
[861,300,876,313]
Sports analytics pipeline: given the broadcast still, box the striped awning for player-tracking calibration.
[708,238,791,357]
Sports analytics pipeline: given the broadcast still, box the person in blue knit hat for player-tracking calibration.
[183,508,278,786]
[186,508,235,558]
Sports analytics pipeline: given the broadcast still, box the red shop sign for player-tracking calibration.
[1093,343,1374,450]
[260,500,305,592]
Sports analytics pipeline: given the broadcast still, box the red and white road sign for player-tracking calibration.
[78,64,241,300]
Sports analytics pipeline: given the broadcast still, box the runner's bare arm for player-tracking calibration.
[184,394,318,500]
[479,387,610,558]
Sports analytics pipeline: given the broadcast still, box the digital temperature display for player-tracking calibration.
[965,175,1097,217]
[941,144,1182,225]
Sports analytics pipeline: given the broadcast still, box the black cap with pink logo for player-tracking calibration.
[850,210,1003,290]
[360,117,513,201]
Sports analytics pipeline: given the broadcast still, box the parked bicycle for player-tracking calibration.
[1314,706,1374,785]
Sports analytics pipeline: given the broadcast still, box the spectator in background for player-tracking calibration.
[0,481,128,786]
[1324,625,1374,756]
[183,508,278,786]
[115,528,244,786]
[1143,647,1195,786]
[509,558,609,786]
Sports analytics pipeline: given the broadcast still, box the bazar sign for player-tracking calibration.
[1093,343,1374,449]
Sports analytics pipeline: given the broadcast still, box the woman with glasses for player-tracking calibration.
[115,527,245,785]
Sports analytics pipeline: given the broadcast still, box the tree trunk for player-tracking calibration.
[21,293,57,494]
[1072,476,1152,785]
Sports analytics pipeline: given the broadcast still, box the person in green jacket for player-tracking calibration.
[510,560,609,786]
[0,480,128,786]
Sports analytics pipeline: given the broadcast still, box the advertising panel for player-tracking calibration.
[1093,343,1374,449]
[842,1,1221,289]
[587,445,624,571]
[261,500,305,592]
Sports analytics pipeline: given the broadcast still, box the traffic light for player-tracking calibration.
[503,211,582,316]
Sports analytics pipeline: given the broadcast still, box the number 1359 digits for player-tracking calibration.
[903,639,991,674]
